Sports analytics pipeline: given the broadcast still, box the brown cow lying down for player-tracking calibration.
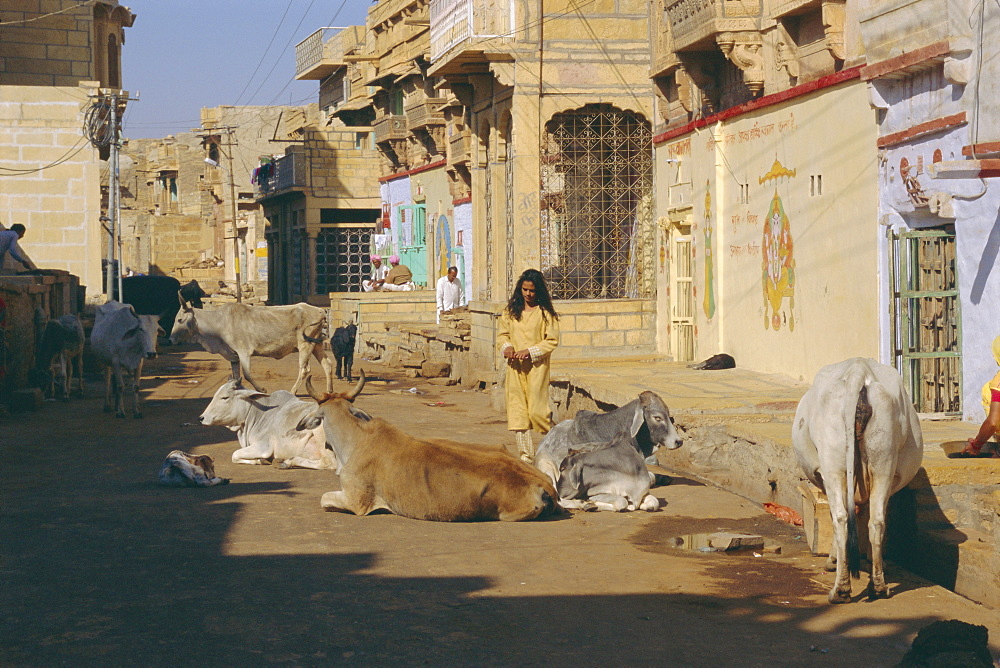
[304,373,560,522]
[158,450,230,487]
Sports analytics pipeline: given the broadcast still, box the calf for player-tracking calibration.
[556,433,660,512]
[792,357,923,603]
[158,450,229,487]
[331,323,357,382]
[30,314,84,401]
[536,390,683,486]
[304,373,560,522]
[200,379,336,469]
[90,301,163,418]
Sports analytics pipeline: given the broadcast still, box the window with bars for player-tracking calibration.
[316,227,374,294]
[540,105,655,300]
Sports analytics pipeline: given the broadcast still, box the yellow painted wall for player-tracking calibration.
[656,80,879,380]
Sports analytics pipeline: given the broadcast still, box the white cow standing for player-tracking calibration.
[90,301,163,418]
[792,357,923,603]
[200,379,335,469]
[170,299,335,395]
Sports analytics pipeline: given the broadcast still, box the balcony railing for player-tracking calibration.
[296,26,363,80]
[448,128,472,165]
[405,97,447,130]
[429,0,512,62]
[257,153,306,197]
[665,0,761,51]
[373,115,409,143]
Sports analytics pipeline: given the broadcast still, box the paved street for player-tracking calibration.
[2,347,999,666]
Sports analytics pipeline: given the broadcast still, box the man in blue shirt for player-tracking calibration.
[0,224,37,274]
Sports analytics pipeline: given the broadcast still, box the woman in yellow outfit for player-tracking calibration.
[497,269,560,464]
[964,335,1000,457]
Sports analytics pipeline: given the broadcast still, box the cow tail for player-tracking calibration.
[844,365,871,579]
[302,315,328,344]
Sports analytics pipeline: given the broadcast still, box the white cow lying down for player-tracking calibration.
[792,357,923,603]
[200,380,335,470]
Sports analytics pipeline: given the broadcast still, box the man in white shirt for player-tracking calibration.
[0,223,38,274]
[435,266,465,323]
[362,254,389,291]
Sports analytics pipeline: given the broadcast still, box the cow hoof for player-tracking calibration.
[824,557,837,572]
[220,478,231,485]
[115,412,126,419]
[867,584,888,600]
[828,589,851,604]
[277,461,291,470]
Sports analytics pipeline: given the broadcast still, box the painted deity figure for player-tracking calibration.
[761,190,795,330]
[702,182,716,319]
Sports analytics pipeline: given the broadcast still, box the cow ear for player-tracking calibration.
[630,402,644,437]
[124,324,140,339]
[240,391,267,402]
[348,405,372,422]
[297,415,323,430]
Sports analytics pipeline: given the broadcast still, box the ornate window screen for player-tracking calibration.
[540,105,655,300]
[316,227,373,293]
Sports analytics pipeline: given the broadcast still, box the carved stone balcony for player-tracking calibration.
[664,0,762,52]
[429,0,513,74]
[405,97,447,130]
[448,128,472,166]
[373,115,409,143]
[295,26,364,80]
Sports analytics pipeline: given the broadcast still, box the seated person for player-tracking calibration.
[380,255,415,291]
[362,255,389,292]
[964,335,1000,457]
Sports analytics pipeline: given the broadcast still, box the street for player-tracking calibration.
[2,347,999,666]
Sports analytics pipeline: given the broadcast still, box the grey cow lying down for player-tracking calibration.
[556,432,661,512]
[536,390,683,487]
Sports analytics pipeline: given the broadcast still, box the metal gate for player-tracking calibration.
[540,104,654,300]
[671,232,694,362]
[889,227,961,414]
[316,227,373,293]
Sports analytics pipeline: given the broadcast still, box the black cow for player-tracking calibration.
[122,275,206,336]
[331,324,357,382]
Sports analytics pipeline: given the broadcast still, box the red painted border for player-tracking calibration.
[877,112,967,149]
[860,41,950,81]
[963,142,1000,157]
[378,158,448,183]
[452,196,472,205]
[652,66,863,146]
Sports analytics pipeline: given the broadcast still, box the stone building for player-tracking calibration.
[297,0,659,383]
[0,0,135,297]
[262,34,382,305]
[119,106,305,300]
[857,0,1000,421]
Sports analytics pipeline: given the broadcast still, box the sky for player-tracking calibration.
[120,0,371,139]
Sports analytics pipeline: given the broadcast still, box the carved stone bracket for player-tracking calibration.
[717,31,764,94]
[822,0,845,61]
[676,66,695,113]
[490,61,516,88]
[775,40,799,78]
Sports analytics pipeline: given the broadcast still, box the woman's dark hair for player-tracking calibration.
[505,268,559,321]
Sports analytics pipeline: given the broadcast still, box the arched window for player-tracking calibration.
[540,104,654,299]
[107,34,120,88]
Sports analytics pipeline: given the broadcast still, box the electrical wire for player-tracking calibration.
[227,0,297,110]
[0,0,92,26]
[0,137,89,175]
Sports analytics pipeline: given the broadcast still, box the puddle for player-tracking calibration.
[666,532,766,554]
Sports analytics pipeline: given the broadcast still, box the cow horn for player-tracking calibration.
[305,376,323,402]
[345,369,366,401]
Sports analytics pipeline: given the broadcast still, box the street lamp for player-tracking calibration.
[205,156,242,302]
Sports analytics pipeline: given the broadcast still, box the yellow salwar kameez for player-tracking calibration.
[497,307,560,433]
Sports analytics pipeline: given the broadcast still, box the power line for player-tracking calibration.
[0,137,89,175]
[0,0,92,26]
[228,0,297,109]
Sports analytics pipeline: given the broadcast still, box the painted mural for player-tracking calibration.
[759,160,797,331]
[702,181,715,319]
[436,214,453,277]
